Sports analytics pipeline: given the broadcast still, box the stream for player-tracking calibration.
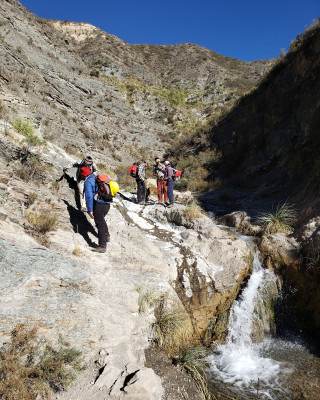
[118,198,320,399]
[207,235,320,400]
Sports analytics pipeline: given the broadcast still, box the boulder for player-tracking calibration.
[123,368,164,400]
[220,211,262,236]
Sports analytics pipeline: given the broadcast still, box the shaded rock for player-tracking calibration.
[220,211,262,236]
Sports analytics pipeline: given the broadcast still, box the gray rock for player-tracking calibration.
[123,368,164,400]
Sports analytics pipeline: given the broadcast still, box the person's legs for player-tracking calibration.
[93,203,110,249]
[157,179,163,202]
[167,179,174,205]
[137,179,146,203]
[77,180,86,209]
[163,181,169,203]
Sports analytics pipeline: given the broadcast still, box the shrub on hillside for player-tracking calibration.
[27,209,58,235]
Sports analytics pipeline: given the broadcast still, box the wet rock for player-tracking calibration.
[145,204,253,339]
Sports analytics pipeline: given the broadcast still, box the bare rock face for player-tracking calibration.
[260,232,301,270]
[295,216,320,254]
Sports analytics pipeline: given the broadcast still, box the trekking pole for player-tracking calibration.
[58,173,65,202]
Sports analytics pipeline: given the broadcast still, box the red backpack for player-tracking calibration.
[128,162,140,178]
[79,166,92,178]
[96,174,113,202]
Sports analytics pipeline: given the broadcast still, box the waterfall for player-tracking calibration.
[208,250,283,398]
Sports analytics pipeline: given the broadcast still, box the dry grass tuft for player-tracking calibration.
[256,202,297,235]
[72,247,82,257]
[137,288,169,313]
[179,347,216,400]
[151,310,195,355]
[184,201,203,221]
[27,210,58,234]
[27,209,58,246]
[0,324,85,400]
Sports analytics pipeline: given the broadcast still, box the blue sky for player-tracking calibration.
[20,0,319,61]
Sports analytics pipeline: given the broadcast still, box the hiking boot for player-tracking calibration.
[92,247,106,253]
[106,235,111,243]
[166,204,174,208]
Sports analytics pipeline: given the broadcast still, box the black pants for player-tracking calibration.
[93,203,110,248]
[136,179,146,203]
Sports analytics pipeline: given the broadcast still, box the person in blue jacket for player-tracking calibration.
[84,173,111,253]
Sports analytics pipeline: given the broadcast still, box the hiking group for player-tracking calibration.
[129,158,181,208]
[62,156,180,253]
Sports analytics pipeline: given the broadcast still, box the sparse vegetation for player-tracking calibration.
[178,347,216,400]
[256,202,297,235]
[0,324,85,400]
[25,191,38,207]
[11,117,44,146]
[184,201,203,221]
[137,288,168,314]
[72,247,82,256]
[151,310,195,355]
[15,155,52,183]
[114,165,135,190]
[27,209,58,246]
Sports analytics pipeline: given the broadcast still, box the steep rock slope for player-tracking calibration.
[202,22,320,213]
[0,123,254,398]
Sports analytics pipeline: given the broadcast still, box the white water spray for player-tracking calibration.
[208,251,282,396]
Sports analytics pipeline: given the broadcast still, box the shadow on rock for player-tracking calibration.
[63,200,98,248]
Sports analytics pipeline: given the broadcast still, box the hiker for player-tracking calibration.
[63,156,97,211]
[153,158,168,204]
[164,160,174,208]
[136,161,148,204]
[84,173,118,253]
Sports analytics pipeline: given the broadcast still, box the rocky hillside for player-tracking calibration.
[199,20,320,216]
[0,0,273,172]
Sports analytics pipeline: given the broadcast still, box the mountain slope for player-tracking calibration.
[197,21,320,215]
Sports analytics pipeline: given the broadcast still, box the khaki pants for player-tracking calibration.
[77,179,86,209]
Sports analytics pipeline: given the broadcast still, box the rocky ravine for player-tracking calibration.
[0,122,255,399]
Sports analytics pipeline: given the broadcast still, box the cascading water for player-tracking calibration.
[208,250,286,399]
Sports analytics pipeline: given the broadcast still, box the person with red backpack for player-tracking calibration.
[84,173,119,253]
[63,156,97,211]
